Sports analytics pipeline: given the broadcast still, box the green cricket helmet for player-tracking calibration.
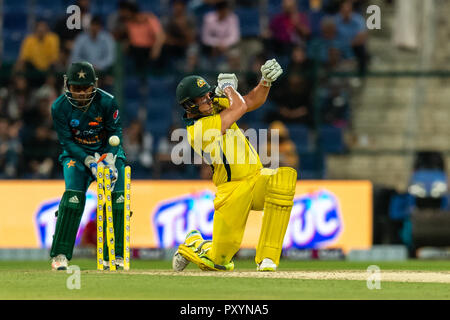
[64,61,98,108]
[176,75,216,115]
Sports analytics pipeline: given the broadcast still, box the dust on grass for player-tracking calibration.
[85,270,450,284]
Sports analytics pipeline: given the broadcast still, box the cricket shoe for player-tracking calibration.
[51,254,68,271]
[177,230,234,272]
[257,258,277,272]
[172,251,190,272]
[115,257,124,269]
[102,258,122,270]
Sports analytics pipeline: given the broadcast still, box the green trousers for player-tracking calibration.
[50,156,126,260]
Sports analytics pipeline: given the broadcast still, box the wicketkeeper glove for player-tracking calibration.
[84,155,99,178]
[95,152,118,191]
[215,73,238,96]
[260,59,283,87]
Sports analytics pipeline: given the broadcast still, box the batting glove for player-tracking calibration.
[216,73,238,96]
[260,59,283,87]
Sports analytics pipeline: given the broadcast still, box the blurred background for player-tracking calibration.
[0,0,450,260]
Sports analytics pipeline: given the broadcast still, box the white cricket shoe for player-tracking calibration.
[102,258,123,270]
[51,254,68,271]
[115,257,124,269]
[172,251,190,271]
[257,258,277,272]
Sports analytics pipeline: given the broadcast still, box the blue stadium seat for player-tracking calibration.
[2,31,26,62]
[235,7,260,38]
[286,125,310,154]
[35,0,65,19]
[318,125,346,154]
[4,1,28,14]
[123,100,141,125]
[124,76,142,100]
[3,12,28,32]
[298,152,325,179]
[137,0,162,16]
[147,75,176,98]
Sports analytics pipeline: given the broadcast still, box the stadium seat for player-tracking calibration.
[124,76,142,100]
[3,12,28,32]
[318,125,346,154]
[2,31,26,63]
[3,1,28,14]
[298,152,325,179]
[286,125,310,154]
[235,7,260,38]
[137,0,162,16]
[147,75,176,98]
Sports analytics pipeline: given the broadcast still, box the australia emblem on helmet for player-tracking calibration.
[197,79,206,88]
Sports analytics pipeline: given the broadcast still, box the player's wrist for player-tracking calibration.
[260,77,272,87]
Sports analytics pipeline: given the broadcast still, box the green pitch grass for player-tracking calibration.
[0,259,449,300]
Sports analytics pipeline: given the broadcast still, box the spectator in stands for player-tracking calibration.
[70,16,116,73]
[334,0,369,76]
[0,118,23,178]
[1,74,30,121]
[154,125,191,179]
[266,72,313,127]
[200,0,240,71]
[15,20,60,88]
[162,0,198,71]
[22,124,59,178]
[262,120,299,170]
[24,86,53,130]
[108,0,134,42]
[123,2,166,75]
[311,17,354,65]
[288,44,314,78]
[266,0,310,56]
[122,120,153,178]
[54,0,92,54]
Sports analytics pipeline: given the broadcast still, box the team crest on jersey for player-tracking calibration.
[197,79,206,87]
[70,119,80,127]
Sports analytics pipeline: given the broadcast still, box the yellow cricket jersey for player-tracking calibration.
[185,98,263,186]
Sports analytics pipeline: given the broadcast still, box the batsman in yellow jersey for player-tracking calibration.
[173,59,297,272]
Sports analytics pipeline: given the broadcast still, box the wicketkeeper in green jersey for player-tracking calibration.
[50,61,127,270]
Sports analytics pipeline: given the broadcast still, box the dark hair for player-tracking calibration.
[216,0,229,10]
[91,15,103,26]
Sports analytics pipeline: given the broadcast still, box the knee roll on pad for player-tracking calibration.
[265,167,297,207]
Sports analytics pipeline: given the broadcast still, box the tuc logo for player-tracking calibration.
[283,190,343,249]
[153,191,215,248]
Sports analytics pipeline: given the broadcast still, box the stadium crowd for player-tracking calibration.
[0,0,371,179]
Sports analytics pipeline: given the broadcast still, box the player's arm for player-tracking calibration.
[51,104,89,164]
[244,59,283,112]
[243,82,270,112]
[219,86,248,135]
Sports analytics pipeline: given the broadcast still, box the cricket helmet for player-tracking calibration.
[64,61,98,108]
[176,75,216,115]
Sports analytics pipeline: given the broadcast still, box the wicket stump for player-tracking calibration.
[96,165,131,271]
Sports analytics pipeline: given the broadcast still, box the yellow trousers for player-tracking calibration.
[208,167,294,266]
